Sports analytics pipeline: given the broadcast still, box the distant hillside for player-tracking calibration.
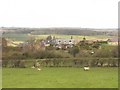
[1,27,118,36]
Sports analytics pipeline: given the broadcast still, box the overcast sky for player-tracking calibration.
[0,0,119,28]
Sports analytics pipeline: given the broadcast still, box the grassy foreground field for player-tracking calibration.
[2,67,118,88]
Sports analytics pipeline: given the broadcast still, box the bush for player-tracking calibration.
[69,46,79,57]
[93,46,116,58]
[19,60,26,68]
[76,50,91,57]
[2,60,9,67]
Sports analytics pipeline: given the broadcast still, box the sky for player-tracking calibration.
[0,0,119,28]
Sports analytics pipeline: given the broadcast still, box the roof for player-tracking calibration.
[54,39,75,44]
[108,38,118,42]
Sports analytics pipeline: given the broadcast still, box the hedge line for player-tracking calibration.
[2,58,118,68]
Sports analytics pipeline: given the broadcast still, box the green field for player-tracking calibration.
[3,33,115,41]
[31,34,115,40]
[3,33,29,41]
[2,67,118,88]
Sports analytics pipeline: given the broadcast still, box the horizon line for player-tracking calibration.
[0,26,118,30]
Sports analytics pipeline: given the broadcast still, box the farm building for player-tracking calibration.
[53,38,75,45]
[107,38,118,46]
[42,35,76,49]
[79,37,96,46]
[53,38,75,49]
[44,38,75,49]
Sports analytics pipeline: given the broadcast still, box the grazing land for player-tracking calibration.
[2,67,118,88]
[1,27,118,88]
[3,33,115,41]
[31,34,115,40]
[2,33,29,41]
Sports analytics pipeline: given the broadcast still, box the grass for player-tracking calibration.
[2,67,118,88]
[29,34,112,40]
[3,33,29,41]
[3,33,116,43]
[29,34,115,41]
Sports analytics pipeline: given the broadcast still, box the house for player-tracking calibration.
[53,38,75,45]
[43,36,75,49]
[107,38,118,46]
[53,38,75,49]
[79,37,95,46]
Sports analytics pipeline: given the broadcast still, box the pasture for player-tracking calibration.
[3,33,113,41]
[3,33,29,41]
[30,34,115,41]
[2,67,118,88]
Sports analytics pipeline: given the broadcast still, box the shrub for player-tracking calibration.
[69,46,79,57]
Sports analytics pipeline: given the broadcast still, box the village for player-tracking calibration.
[15,35,118,51]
